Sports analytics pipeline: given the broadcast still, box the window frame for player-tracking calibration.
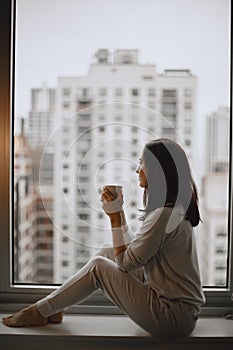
[0,0,233,316]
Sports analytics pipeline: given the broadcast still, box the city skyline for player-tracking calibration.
[15,49,229,285]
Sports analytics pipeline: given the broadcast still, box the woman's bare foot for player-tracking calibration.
[48,310,64,324]
[2,304,48,327]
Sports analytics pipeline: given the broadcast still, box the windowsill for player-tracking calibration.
[0,313,233,349]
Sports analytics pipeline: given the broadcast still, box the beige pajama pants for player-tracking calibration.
[36,245,198,338]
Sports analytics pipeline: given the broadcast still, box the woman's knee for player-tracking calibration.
[94,243,114,259]
[90,255,114,274]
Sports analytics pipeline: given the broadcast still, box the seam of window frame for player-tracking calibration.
[0,0,233,316]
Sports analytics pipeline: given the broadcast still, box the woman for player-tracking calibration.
[2,138,205,338]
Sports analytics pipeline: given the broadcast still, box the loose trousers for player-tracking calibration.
[36,245,197,337]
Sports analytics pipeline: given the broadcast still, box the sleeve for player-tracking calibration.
[115,207,167,272]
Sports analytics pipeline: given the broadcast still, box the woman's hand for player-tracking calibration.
[101,187,123,217]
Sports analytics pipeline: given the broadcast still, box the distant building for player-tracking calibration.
[206,106,230,173]
[27,82,56,148]
[33,188,54,283]
[25,82,56,283]
[200,107,230,286]
[14,119,54,283]
[14,123,35,282]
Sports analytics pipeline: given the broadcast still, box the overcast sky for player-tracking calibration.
[15,0,230,121]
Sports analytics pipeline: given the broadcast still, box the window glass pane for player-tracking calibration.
[14,0,230,287]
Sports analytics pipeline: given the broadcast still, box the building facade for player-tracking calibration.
[200,106,230,286]
[27,82,56,148]
[15,120,54,284]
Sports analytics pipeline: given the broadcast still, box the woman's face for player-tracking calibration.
[136,157,148,188]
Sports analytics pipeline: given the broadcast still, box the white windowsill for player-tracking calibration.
[0,313,233,350]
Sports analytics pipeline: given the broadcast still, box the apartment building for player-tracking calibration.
[14,128,35,282]
[200,106,230,286]
[27,82,56,148]
[15,120,54,283]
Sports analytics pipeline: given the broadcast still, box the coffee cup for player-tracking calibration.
[103,185,127,232]
[103,185,122,199]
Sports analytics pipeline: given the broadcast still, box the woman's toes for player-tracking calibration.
[2,318,9,326]
[2,315,13,321]
[2,305,48,327]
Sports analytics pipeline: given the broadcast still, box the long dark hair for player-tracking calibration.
[140,138,200,227]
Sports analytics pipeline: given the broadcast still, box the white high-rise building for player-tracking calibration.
[206,106,230,173]
[51,49,198,282]
[14,119,54,283]
[25,83,56,282]
[200,106,230,286]
[14,129,34,282]
[27,82,56,148]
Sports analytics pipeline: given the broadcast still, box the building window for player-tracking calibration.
[80,164,88,170]
[216,230,227,238]
[77,226,89,233]
[215,246,227,254]
[98,151,105,157]
[143,75,154,80]
[115,88,123,96]
[185,139,191,146]
[79,176,89,183]
[63,88,71,96]
[131,88,139,96]
[184,88,192,97]
[162,89,177,98]
[99,88,107,96]
[132,103,138,109]
[148,88,156,97]
[184,101,192,110]
[115,126,122,133]
[131,114,138,121]
[184,126,192,134]
[214,278,226,286]
[185,115,192,122]
[115,103,122,109]
[99,126,105,132]
[79,114,91,122]
[115,114,122,121]
[148,101,155,109]
[215,261,226,271]
[63,101,70,109]
[79,213,89,220]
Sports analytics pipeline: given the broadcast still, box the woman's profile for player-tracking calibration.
[2,138,205,338]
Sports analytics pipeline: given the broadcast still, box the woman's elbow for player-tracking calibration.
[117,264,128,273]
